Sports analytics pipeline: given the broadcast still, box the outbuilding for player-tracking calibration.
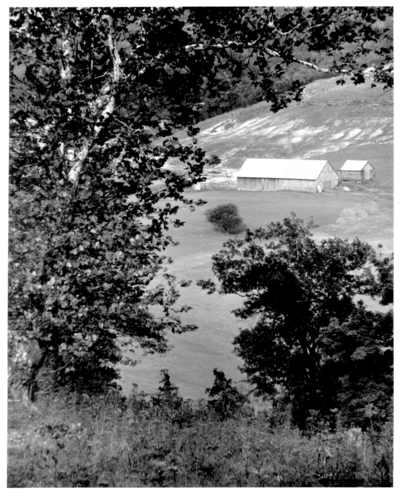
[236,159,339,193]
[339,160,375,182]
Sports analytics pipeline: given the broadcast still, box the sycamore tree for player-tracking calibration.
[198,215,393,429]
[9,7,210,397]
[9,7,393,398]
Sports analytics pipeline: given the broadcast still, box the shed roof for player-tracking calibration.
[237,159,335,180]
[340,160,374,171]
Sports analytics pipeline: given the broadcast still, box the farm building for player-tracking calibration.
[237,159,339,193]
[339,160,375,182]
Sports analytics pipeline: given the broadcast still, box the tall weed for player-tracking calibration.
[8,392,393,487]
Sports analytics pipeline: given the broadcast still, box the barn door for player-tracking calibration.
[323,181,332,190]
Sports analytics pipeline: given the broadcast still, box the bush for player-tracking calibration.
[205,203,243,234]
[206,369,246,420]
[205,154,222,169]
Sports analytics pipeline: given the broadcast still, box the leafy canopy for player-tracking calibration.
[321,307,393,429]
[198,214,392,429]
[9,7,212,392]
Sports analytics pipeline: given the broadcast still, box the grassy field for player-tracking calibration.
[170,77,393,171]
[120,76,393,399]
[119,171,393,399]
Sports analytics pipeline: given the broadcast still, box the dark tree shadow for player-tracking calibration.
[226,222,248,235]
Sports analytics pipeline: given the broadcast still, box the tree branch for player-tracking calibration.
[185,36,357,77]
[66,15,123,187]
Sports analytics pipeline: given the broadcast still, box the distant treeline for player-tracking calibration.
[197,17,393,120]
[198,65,336,120]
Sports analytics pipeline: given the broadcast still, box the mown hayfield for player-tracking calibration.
[119,180,392,399]
[170,78,393,171]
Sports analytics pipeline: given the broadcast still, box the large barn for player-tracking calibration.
[339,160,375,182]
[236,159,339,193]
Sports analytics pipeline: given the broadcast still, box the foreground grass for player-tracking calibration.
[8,392,393,488]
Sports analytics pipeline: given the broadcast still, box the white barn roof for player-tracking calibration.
[340,160,374,171]
[237,159,335,180]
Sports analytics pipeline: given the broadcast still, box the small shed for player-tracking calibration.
[339,160,375,182]
[237,159,339,193]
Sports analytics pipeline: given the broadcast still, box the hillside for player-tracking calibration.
[189,76,393,174]
[120,77,393,400]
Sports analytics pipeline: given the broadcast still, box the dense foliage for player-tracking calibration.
[193,6,393,117]
[205,203,243,234]
[198,215,393,430]
[321,308,393,430]
[9,7,393,396]
[9,7,210,396]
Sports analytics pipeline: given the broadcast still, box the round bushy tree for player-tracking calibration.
[198,214,393,429]
[205,203,243,234]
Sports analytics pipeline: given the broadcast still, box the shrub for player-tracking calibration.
[206,369,246,420]
[205,154,222,169]
[205,203,243,234]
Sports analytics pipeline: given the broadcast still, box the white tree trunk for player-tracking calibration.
[59,15,123,186]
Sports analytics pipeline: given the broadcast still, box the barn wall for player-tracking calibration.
[263,178,317,192]
[237,177,317,192]
[364,164,374,180]
[237,177,264,190]
[339,163,374,182]
[316,163,340,188]
[340,171,363,181]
